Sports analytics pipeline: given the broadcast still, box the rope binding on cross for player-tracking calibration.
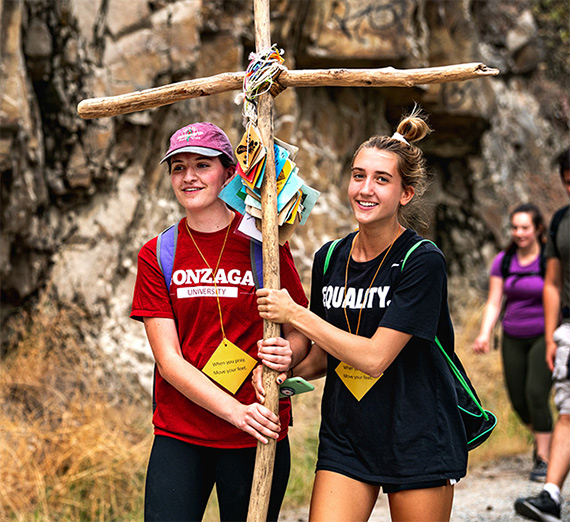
[236,45,286,126]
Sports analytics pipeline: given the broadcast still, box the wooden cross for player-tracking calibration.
[78,1,498,520]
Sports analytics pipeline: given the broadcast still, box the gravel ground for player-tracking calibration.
[279,454,570,521]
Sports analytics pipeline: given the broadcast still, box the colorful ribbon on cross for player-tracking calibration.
[236,45,285,126]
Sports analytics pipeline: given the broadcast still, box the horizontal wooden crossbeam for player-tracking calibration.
[77,63,498,119]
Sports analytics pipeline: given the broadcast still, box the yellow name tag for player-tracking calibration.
[202,338,258,395]
[335,362,382,401]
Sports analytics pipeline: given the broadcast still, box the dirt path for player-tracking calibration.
[280,454,570,521]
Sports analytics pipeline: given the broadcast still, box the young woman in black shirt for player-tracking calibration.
[256,107,467,521]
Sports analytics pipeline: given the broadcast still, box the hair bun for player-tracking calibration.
[395,106,432,144]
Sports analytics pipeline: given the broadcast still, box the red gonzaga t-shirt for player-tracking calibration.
[131,216,308,448]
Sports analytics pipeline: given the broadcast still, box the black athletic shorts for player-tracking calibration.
[382,479,457,494]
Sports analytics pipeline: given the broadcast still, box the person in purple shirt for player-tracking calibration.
[473,203,553,482]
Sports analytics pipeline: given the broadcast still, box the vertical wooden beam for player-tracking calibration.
[247,0,280,521]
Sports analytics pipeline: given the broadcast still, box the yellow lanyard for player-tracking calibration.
[343,227,400,335]
[185,214,234,339]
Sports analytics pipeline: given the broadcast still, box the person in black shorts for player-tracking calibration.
[255,107,468,521]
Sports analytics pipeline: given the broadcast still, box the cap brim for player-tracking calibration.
[160,146,223,164]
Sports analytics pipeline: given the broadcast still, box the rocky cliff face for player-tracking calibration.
[1,0,568,391]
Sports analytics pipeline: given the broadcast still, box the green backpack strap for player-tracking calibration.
[325,237,436,275]
[434,336,488,418]
[401,239,489,422]
[323,238,342,275]
[400,239,436,272]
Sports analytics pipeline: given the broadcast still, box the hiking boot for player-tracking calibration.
[514,490,561,522]
[529,457,548,482]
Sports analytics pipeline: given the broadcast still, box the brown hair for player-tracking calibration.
[505,202,546,250]
[166,153,235,173]
[351,105,432,229]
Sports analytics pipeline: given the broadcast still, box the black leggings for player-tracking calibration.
[144,435,291,522]
[502,332,553,432]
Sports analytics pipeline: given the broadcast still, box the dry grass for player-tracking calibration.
[1,295,533,520]
[0,298,152,521]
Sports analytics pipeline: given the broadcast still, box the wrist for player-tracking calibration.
[289,303,308,330]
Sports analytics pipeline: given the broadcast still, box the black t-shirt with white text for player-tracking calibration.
[310,229,468,484]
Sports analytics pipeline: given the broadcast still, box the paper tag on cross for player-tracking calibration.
[335,362,382,401]
[235,123,265,176]
[202,338,257,394]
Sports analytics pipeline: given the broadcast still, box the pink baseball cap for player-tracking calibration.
[160,122,235,165]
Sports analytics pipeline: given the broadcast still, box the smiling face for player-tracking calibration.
[348,147,414,228]
[169,152,234,215]
[510,211,540,249]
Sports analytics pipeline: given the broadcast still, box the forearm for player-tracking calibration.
[258,288,409,377]
[145,318,241,425]
[156,351,242,425]
[288,304,402,378]
[282,323,311,369]
[478,276,504,338]
[291,343,327,381]
[478,303,501,338]
[145,317,282,444]
[544,259,562,344]
[544,285,561,340]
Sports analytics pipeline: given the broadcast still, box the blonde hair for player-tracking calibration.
[351,106,432,229]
